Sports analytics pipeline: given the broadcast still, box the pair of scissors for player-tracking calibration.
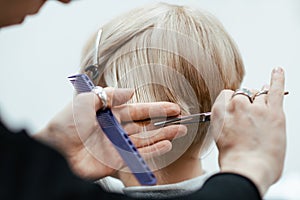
[154,112,211,127]
[153,89,289,127]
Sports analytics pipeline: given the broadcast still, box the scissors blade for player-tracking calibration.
[154,112,211,127]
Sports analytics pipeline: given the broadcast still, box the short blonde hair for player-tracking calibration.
[81,3,244,162]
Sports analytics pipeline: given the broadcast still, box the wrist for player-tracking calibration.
[220,154,273,196]
[33,122,62,151]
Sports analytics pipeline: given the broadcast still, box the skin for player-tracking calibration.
[0,0,287,197]
[35,88,187,180]
[0,0,70,27]
[0,0,188,181]
[210,67,286,196]
[113,68,287,195]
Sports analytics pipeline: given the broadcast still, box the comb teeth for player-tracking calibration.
[68,74,95,93]
[68,73,157,185]
[97,112,114,128]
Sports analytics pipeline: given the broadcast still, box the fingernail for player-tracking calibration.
[174,125,188,138]
[273,67,283,74]
[119,88,135,97]
[172,104,181,111]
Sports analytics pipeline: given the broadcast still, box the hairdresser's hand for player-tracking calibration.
[34,88,186,180]
[209,67,286,196]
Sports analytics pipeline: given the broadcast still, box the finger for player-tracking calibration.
[210,90,233,141]
[115,102,180,122]
[268,67,285,108]
[229,92,252,112]
[250,89,259,97]
[211,90,233,123]
[108,88,134,107]
[93,87,134,110]
[214,89,234,107]
[123,122,156,135]
[138,140,172,159]
[123,118,171,135]
[253,85,269,104]
[129,125,187,147]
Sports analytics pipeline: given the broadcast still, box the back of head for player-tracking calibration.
[81,2,244,173]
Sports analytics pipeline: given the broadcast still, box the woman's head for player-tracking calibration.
[81,2,244,169]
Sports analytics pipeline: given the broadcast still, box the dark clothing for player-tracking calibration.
[0,121,261,200]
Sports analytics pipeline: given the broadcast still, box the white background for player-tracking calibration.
[0,0,299,199]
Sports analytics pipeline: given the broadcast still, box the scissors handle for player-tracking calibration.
[153,90,289,127]
[154,112,211,127]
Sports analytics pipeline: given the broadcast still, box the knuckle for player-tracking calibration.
[230,97,248,110]
[252,105,267,116]
[128,104,138,119]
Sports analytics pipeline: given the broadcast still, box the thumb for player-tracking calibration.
[108,87,135,107]
[210,90,233,144]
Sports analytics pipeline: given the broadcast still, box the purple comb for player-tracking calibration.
[68,74,156,186]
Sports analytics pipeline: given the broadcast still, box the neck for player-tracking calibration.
[118,154,203,187]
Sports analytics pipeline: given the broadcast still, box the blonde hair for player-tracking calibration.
[81,3,244,169]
